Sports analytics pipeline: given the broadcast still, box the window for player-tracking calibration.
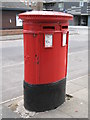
[16,15,22,26]
[58,2,64,11]
[80,1,84,7]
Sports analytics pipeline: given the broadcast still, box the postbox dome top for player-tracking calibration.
[19,11,73,22]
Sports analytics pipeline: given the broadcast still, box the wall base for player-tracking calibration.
[24,78,66,112]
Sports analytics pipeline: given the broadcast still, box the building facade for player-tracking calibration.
[0,1,32,29]
[43,0,90,26]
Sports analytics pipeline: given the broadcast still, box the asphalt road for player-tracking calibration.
[0,27,88,102]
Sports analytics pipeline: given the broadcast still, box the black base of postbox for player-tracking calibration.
[24,78,66,112]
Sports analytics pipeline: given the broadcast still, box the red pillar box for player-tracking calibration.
[19,11,73,112]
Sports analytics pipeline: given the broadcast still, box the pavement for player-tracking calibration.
[1,75,88,118]
[0,26,89,118]
[0,34,23,41]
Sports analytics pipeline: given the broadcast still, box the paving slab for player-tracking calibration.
[56,97,88,118]
[2,105,20,118]
[73,88,88,103]
[4,98,36,118]
[32,109,72,118]
[66,82,84,94]
[70,75,88,88]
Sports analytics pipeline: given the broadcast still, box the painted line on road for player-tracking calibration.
[0,62,24,69]
[0,95,23,105]
[69,50,88,55]
[0,38,23,42]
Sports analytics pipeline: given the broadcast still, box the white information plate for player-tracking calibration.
[62,33,67,46]
[45,34,53,48]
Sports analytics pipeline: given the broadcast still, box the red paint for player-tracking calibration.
[19,11,73,85]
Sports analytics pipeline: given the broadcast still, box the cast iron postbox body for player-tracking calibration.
[19,11,73,112]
